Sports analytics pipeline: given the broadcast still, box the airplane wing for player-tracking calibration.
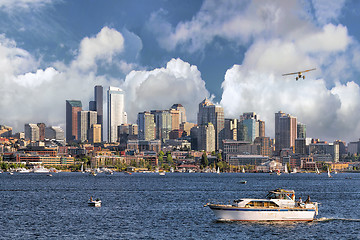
[302,68,316,73]
[282,72,299,76]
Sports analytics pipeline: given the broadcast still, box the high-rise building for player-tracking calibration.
[169,109,180,130]
[95,85,103,140]
[198,123,215,152]
[89,124,101,144]
[151,110,172,140]
[66,100,82,142]
[0,125,12,138]
[137,111,155,141]
[180,122,196,136]
[297,122,306,139]
[275,111,297,155]
[25,123,40,141]
[77,111,97,142]
[224,119,237,140]
[37,123,46,141]
[239,112,263,143]
[197,98,224,150]
[107,86,126,143]
[45,126,65,141]
[170,104,187,124]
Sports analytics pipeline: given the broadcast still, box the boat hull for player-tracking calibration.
[209,205,316,221]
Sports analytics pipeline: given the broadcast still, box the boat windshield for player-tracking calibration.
[266,189,294,200]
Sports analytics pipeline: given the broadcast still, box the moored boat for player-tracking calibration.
[205,188,318,221]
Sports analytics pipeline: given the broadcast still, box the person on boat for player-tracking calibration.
[297,197,303,207]
[90,196,93,202]
[305,195,310,204]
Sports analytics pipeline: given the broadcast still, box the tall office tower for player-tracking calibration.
[151,110,172,140]
[258,120,265,137]
[198,123,215,152]
[77,111,97,142]
[254,137,272,157]
[66,100,82,142]
[95,85,103,140]
[224,119,237,140]
[297,122,306,139]
[197,98,224,150]
[170,104,187,124]
[275,111,297,155]
[107,86,126,143]
[89,124,101,144]
[239,112,262,143]
[237,121,249,142]
[137,111,155,141]
[25,123,40,141]
[37,123,46,141]
[45,126,65,141]
[169,109,180,130]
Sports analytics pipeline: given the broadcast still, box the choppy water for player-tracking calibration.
[0,172,359,239]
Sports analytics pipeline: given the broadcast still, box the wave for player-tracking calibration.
[315,217,360,222]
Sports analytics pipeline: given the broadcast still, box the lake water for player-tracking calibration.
[0,172,359,239]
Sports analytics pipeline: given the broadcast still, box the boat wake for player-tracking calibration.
[315,217,360,222]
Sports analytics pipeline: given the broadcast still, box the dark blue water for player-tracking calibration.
[0,172,359,239]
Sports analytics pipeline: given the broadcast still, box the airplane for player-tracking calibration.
[282,68,316,80]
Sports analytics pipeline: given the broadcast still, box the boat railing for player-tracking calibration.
[204,199,233,206]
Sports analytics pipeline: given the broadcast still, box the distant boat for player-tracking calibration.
[315,164,321,175]
[47,174,53,177]
[284,164,289,174]
[242,168,245,173]
[291,168,297,174]
[240,180,247,184]
[334,170,338,174]
[159,172,165,176]
[33,166,50,173]
[217,167,220,174]
[81,164,85,173]
[88,197,101,207]
[327,167,332,178]
[89,170,97,176]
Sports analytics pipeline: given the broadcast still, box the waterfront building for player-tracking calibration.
[222,139,259,161]
[137,111,155,141]
[275,111,297,155]
[224,119,237,140]
[170,103,187,124]
[309,141,339,162]
[228,154,269,166]
[66,100,82,142]
[197,98,224,150]
[45,126,65,141]
[25,123,40,141]
[107,86,126,143]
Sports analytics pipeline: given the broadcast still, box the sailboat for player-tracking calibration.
[81,164,85,173]
[315,164,321,175]
[284,164,289,174]
[327,166,332,178]
[217,167,220,174]
[242,168,245,173]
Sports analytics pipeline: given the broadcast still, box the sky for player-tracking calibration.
[1,0,360,143]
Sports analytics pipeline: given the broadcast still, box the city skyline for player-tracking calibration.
[2,1,360,142]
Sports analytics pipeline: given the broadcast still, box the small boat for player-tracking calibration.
[47,174,53,177]
[159,172,165,176]
[88,197,101,207]
[89,170,97,176]
[8,172,14,175]
[240,180,247,184]
[242,168,245,173]
[205,188,318,221]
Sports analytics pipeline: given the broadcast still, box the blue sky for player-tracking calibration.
[1,0,360,142]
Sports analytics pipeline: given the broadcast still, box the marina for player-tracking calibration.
[0,172,359,239]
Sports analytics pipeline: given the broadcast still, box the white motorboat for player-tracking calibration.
[205,188,318,221]
[240,180,247,184]
[33,166,50,173]
[159,172,165,176]
[88,197,101,207]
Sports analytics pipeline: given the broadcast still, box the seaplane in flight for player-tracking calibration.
[282,68,316,80]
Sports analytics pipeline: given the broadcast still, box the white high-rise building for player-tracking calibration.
[107,86,127,143]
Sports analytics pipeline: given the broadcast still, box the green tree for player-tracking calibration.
[201,152,209,168]
[166,153,173,165]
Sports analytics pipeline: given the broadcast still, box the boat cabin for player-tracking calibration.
[266,189,295,201]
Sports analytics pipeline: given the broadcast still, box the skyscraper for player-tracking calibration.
[37,123,46,141]
[137,111,155,141]
[151,110,172,140]
[297,122,306,139]
[224,119,237,140]
[198,122,215,152]
[239,112,263,143]
[95,85,103,140]
[66,100,82,142]
[170,104,187,124]
[275,111,297,155]
[77,111,97,142]
[107,86,126,143]
[197,98,224,150]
